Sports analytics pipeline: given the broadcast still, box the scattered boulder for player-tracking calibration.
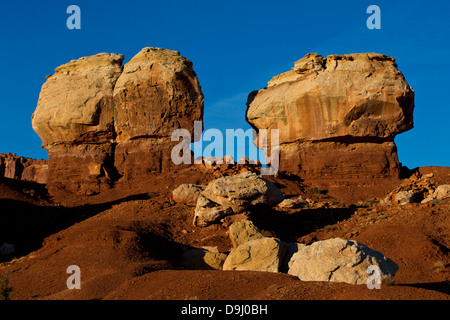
[201,171,284,213]
[422,184,450,203]
[381,173,449,205]
[276,195,310,209]
[394,190,417,205]
[287,238,398,284]
[113,48,204,186]
[181,247,228,270]
[193,172,284,227]
[32,47,204,201]
[228,220,263,248]
[172,184,204,206]
[203,157,223,168]
[432,184,450,199]
[223,237,286,273]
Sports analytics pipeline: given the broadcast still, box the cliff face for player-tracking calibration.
[0,153,48,184]
[32,48,204,199]
[246,53,414,183]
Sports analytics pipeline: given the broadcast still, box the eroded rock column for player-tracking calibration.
[246,53,414,185]
[32,48,204,199]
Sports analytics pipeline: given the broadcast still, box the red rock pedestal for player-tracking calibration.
[280,141,400,180]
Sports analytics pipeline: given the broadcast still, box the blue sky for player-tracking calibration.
[0,0,448,169]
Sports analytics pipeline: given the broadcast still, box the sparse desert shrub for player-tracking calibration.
[381,275,396,287]
[147,192,158,198]
[360,198,378,207]
[0,272,13,300]
[308,186,321,195]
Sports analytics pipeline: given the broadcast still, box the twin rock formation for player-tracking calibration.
[31,48,411,285]
[32,49,414,200]
[32,48,203,197]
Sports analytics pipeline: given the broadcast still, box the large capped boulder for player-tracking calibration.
[172,184,205,206]
[32,53,124,146]
[113,47,203,142]
[32,48,204,201]
[32,53,125,196]
[246,53,414,190]
[247,53,414,144]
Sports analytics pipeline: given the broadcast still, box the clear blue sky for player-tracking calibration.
[0,0,448,169]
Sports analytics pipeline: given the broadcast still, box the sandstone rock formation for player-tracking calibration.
[0,153,48,184]
[32,48,204,199]
[32,53,125,196]
[287,238,398,284]
[246,53,414,185]
[193,172,284,226]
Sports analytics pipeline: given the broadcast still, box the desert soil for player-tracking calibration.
[0,167,449,300]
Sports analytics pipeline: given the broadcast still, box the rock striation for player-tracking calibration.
[246,53,414,184]
[223,237,286,273]
[0,153,48,184]
[32,48,204,198]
